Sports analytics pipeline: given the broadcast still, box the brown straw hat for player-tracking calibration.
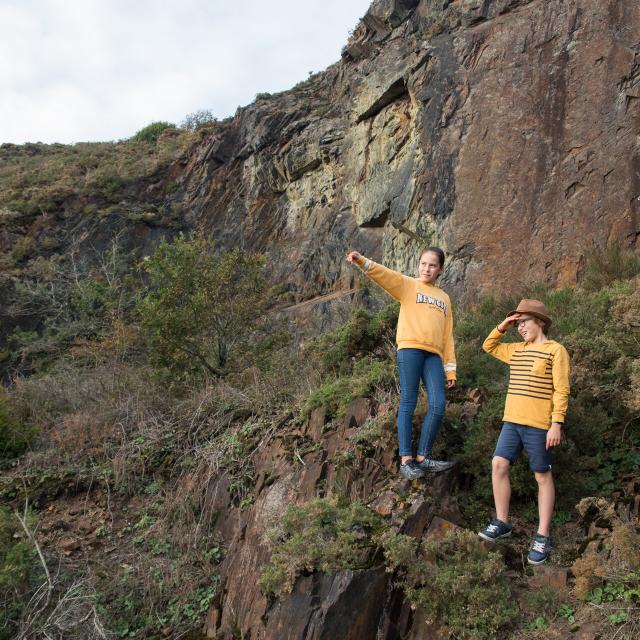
[507,299,552,326]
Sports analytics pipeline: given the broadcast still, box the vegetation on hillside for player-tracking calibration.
[0,132,191,222]
[0,231,638,638]
[138,235,266,381]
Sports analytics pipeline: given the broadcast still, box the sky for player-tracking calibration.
[0,0,373,145]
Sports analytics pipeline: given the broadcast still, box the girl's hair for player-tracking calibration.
[420,246,446,268]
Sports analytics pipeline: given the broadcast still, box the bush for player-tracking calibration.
[138,234,265,381]
[319,303,398,375]
[453,295,516,389]
[302,357,396,420]
[132,121,176,143]
[299,303,399,420]
[381,529,518,639]
[0,389,35,460]
[581,244,640,291]
[180,109,217,131]
[259,498,385,597]
[4,243,132,374]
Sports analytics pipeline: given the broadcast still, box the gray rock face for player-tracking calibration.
[204,396,461,640]
[263,567,388,640]
[174,0,638,304]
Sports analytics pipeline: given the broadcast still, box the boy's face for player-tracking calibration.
[418,251,442,283]
[516,316,544,342]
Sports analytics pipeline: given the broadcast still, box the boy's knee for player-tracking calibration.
[534,470,553,484]
[492,456,511,473]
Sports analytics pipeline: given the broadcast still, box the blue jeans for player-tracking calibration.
[396,348,446,457]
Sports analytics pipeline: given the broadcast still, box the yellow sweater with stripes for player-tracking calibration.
[356,256,456,380]
[483,328,570,430]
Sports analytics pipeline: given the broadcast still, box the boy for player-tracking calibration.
[477,299,570,564]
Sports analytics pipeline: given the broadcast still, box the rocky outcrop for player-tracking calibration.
[201,395,638,640]
[199,397,463,640]
[169,0,640,303]
[3,1,638,308]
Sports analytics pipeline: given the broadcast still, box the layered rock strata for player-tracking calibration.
[176,0,639,302]
[203,398,465,640]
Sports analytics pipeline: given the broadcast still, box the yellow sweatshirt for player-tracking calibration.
[356,256,456,380]
[483,328,570,430]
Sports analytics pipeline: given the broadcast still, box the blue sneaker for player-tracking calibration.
[478,519,513,542]
[528,533,552,564]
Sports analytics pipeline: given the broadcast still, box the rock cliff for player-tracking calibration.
[175,0,639,302]
[2,0,638,306]
[203,399,468,640]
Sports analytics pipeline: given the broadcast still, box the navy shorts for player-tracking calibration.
[493,422,552,472]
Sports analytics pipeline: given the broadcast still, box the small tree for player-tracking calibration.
[132,121,176,143]
[138,235,264,380]
[180,109,217,132]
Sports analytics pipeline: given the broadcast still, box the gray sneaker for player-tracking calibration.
[399,460,425,479]
[415,458,455,473]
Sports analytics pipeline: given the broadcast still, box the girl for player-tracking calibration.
[346,248,456,479]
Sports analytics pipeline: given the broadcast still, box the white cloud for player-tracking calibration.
[0,0,371,144]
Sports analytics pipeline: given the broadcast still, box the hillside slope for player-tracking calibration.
[2,0,639,311]
[0,1,639,639]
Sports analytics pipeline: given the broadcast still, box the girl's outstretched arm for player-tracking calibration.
[345,251,407,301]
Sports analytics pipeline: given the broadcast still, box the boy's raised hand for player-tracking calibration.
[497,313,520,333]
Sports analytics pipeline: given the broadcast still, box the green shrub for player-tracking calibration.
[300,303,398,419]
[381,529,518,639]
[10,236,35,262]
[138,234,265,381]
[302,357,396,420]
[318,303,398,375]
[132,121,176,143]
[4,244,132,373]
[0,507,39,639]
[582,244,640,291]
[453,296,516,389]
[259,498,385,597]
[0,389,35,460]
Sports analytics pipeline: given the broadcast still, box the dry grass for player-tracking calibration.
[16,578,111,640]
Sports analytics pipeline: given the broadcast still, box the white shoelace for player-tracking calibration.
[532,539,547,553]
[487,524,499,533]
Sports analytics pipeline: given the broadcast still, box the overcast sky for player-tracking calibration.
[0,0,372,145]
